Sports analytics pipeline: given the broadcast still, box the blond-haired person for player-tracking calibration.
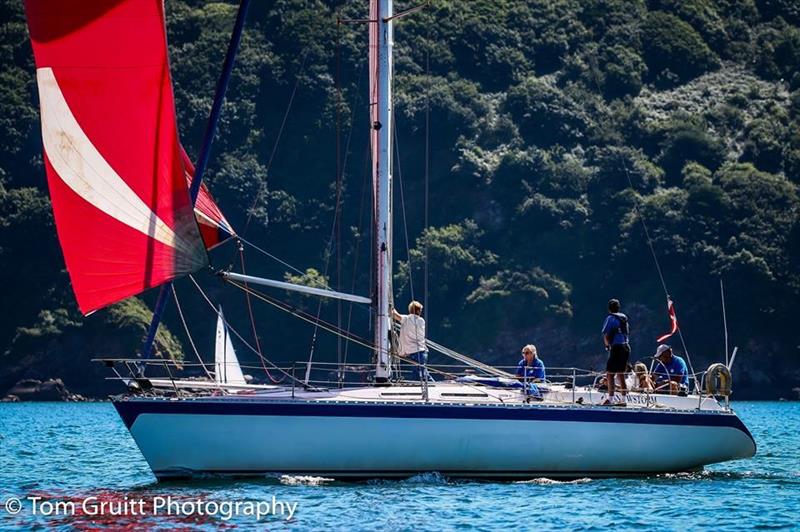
[516,344,546,382]
[392,301,430,382]
[633,362,655,392]
[516,344,546,400]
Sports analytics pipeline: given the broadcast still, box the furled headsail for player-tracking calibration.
[181,146,236,250]
[25,0,208,315]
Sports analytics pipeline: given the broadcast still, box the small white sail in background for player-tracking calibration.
[215,307,246,385]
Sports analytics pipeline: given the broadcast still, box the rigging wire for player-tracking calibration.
[619,157,699,388]
[238,242,286,383]
[222,275,513,402]
[392,112,415,301]
[423,18,431,325]
[342,140,374,377]
[237,235,308,279]
[188,275,304,385]
[335,18,344,380]
[225,278,377,352]
[238,49,310,241]
[237,233,371,317]
[584,48,700,388]
[171,284,215,381]
[203,48,309,384]
[425,339,514,379]
[305,37,367,382]
[225,276,509,401]
[720,278,729,367]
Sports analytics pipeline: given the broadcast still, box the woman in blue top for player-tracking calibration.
[516,344,546,381]
[516,344,546,399]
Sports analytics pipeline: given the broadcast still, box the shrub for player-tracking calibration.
[395,220,498,305]
[452,17,530,91]
[754,22,800,81]
[741,118,788,173]
[756,0,800,25]
[641,11,721,86]
[648,0,729,53]
[467,267,573,323]
[512,0,588,75]
[659,123,727,183]
[600,44,647,98]
[682,162,726,217]
[784,123,800,183]
[505,77,591,147]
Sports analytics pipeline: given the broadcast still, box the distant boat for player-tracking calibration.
[25,0,755,479]
[213,307,246,386]
[142,307,279,394]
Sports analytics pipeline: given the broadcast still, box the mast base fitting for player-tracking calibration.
[374,377,391,386]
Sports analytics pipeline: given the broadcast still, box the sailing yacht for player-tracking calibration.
[24,0,755,479]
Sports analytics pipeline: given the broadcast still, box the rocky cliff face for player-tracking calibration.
[2,378,87,402]
[0,298,185,400]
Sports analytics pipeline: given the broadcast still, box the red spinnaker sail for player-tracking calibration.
[25,0,208,315]
[180,146,235,250]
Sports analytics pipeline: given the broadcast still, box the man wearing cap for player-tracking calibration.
[601,298,630,406]
[652,344,689,394]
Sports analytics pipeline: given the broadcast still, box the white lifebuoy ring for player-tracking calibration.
[704,363,732,396]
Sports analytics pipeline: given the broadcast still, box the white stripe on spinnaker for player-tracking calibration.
[194,207,234,235]
[37,67,195,254]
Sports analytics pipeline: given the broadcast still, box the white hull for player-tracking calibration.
[115,385,755,479]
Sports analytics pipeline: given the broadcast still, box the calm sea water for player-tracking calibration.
[0,401,797,530]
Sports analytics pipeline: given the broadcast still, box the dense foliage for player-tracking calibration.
[1,0,798,398]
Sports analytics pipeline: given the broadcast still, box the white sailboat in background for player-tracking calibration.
[141,307,266,393]
[214,308,247,387]
[24,0,755,479]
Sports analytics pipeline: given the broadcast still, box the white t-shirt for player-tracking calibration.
[398,314,426,356]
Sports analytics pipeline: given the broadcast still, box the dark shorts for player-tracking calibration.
[606,343,630,373]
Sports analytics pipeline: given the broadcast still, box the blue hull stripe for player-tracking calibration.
[113,398,754,443]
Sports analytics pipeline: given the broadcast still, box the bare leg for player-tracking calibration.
[617,373,628,404]
[607,371,615,400]
[617,373,628,396]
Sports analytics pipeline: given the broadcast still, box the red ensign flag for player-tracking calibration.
[656,298,679,342]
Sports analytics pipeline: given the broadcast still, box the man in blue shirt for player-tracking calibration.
[652,344,689,394]
[516,344,546,381]
[601,298,630,406]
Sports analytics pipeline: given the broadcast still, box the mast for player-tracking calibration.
[373,0,394,382]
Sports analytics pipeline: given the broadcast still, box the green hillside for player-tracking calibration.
[1,0,799,398]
